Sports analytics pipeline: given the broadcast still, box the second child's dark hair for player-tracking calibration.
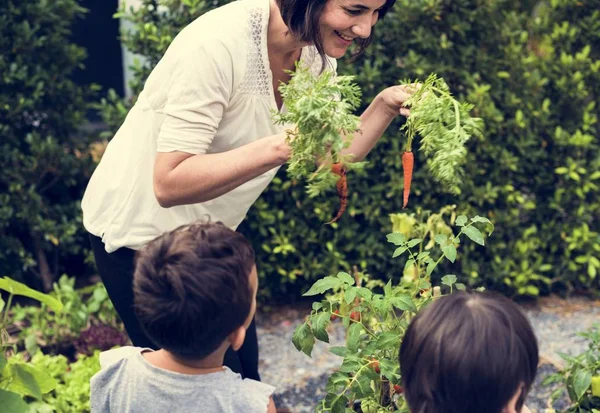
[276,0,397,66]
[399,291,539,413]
[133,222,255,360]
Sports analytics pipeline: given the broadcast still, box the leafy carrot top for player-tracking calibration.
[400,74,484,193]
[273,65,362,197]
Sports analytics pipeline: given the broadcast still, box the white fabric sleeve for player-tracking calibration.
[98,346,143,368]
[241,379,276,412]
[156,41,233,154]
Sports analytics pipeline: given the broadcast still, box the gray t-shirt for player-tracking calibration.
[90,347,275,413]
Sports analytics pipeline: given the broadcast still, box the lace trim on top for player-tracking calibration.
[237,5,270,97]
[236,1,332,99]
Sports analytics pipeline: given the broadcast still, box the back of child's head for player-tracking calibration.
[399,291,538,413]
[133,221,255,360]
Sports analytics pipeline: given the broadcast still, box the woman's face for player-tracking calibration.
[319,0,387,58]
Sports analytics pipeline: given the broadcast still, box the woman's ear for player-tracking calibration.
[229,326,246,351]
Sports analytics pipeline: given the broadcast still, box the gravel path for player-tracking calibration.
[256,296,600,413]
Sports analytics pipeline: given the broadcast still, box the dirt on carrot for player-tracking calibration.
[402,151,414,209]
[328,162,348,223]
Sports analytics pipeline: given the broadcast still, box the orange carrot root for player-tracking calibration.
[402,151,414,209]
[328,162,348,223]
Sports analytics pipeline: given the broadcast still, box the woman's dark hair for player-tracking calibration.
[276,0,397,64]
[133,221,255,360]
[399,291,539,413]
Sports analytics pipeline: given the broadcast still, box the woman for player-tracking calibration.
[82,0,412,381]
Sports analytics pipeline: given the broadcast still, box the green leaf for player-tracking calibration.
[386,233,406,245]
[346,323,362,352]
[0,297,4,313]
[303,276,342,296]
[331,394,349,413]
[329,347,348,357]
[312,312,331,343]
[292,322,315,357]
[375,332,401,350]
[407,239,422,248]
[471,215,494,235]
[434,234,448,244]
[426,260,437,276]
[17,364,55,395]
[339,356,362,373]
[352,374,374,398]
[555,167,568,174]
[442,243,457,262]
[462,226,485,246]
[418,279,432,290]
[0,389,28,413]
[384,280,393,297]
[4,363,42,400]
[441,274,457,287]
[573,370,592,401]
[337,272,355,285]
[417,251,430,261]
[356,287,373,301]
[0,278,63,313]
[392,246,407,258]
[456,215,468,226]
[455,283,466,291]
[390,294,417,312]
[344,288,357,305]
[379,358,400,381]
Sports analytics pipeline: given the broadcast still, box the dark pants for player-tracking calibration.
[89,233,260,380]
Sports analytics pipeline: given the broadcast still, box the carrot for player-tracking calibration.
[328,162,348,224]
[402,151,414,208]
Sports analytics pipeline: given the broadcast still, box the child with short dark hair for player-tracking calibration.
[90,222,276,413]
[399,291,538,413]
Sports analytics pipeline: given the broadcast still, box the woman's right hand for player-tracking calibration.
[270,132,292,165]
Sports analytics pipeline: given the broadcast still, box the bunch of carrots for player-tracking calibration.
[276,66,481,224]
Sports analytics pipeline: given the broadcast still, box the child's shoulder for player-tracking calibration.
[91,346,147,388]
[225,370,276,412]
[99,346,145,368]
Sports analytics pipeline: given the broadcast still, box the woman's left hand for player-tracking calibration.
[377,84,419,119]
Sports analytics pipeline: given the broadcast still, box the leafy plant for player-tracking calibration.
[400,74,484,194]
[0,277,62,412]
[544,324,600,413]
[11,276,121,356]
[292,210,492,412]
[273,65,363,198]
[0,0,98,290]
[25,351,101,413]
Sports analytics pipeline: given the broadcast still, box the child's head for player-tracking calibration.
[399,291,538,413]
[133,221,257,361]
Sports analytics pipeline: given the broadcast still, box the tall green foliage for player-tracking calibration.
[98,0,600,299]
[0,0,97,290]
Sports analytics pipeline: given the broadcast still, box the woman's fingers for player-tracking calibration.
[399,108,411,117]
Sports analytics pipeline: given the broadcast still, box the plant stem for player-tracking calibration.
[2,293,14,330]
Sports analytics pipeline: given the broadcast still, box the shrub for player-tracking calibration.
[98,0,600,299]
[0,0,98,290]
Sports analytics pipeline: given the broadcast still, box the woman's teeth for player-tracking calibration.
[335,31,353,42]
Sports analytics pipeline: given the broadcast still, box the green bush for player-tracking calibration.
[0,0,98,290]
[11,276,122,356]
[98,0,600,300]
[26,351,100,413]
